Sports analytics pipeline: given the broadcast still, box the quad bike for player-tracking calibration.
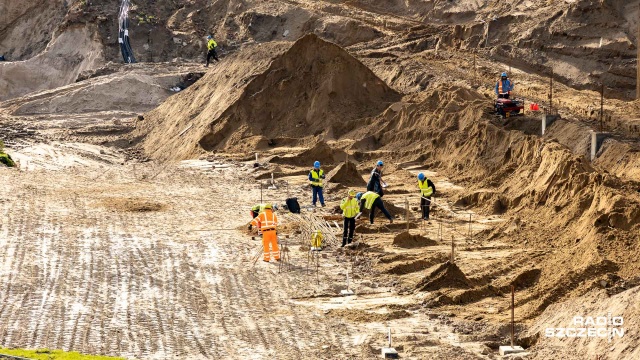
[495,97,524,118]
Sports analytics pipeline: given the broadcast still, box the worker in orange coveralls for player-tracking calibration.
[249,203,280,262]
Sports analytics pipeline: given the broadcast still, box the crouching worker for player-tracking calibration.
[249,203,279,262]
[340,189,359,247]
[356,191,393,225]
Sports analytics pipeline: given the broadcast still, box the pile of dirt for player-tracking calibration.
[326,308,412,323]
[392,231,437,248]
[0,24,104,101]
[416,261,473,292]
[135,34,401,161]
[98,197,167,212]
[271,141,347,167]
[325,161,366,187]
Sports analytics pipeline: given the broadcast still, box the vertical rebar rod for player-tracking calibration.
[451,235,455,264]
[511,285,515,348]
[405,197,410,230]
[549,69,554,113]
[600,84,605,132]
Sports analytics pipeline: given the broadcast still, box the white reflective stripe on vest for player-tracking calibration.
[419,180,433,197]
[260,211,278,230]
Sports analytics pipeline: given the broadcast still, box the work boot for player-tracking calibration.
[389,218,394,224]
[321,203,326,207]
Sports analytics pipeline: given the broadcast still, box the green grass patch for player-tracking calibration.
[0,139,15,167]
[0,348,125,360]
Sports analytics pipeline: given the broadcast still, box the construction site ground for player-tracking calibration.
[2,1,640,359]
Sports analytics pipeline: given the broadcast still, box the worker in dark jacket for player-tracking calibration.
[205,35,219,67]
[417,173,436,220]
[367,160,386,197]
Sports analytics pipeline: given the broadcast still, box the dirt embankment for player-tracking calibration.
[135,34,401,161]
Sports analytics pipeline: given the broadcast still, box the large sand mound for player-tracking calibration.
[135,34,401,161]
[0,24,104,101]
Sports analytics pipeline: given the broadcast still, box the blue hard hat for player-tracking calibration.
[356,192,363,201]
[314,161,320,168]
[501,72,508,77]
[376,160,384,166]
[418,173,425,181]
[207,35,212,39]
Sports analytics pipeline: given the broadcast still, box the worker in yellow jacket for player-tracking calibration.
[356,191,393,225]
[340,189,359,247]
[249,203,279,262]
[205,35,219,67]
[417,173,436,220]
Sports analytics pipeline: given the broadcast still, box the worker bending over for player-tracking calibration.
[367,160,386,197]
[417,173,436,220]
[309,161,325,207]
[249,203,280,262]
[250,203,278,219]
[356,191,393,225]
[340,189,359,247]
[495,72,513,99]
[205,35,219,67]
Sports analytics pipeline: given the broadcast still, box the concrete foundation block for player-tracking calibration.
[541,114,559,135]
[499,345,525,355]
[590,130,610,161]
[381,347,399,358]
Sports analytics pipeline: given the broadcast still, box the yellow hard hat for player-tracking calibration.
[264,203,273,209]
[348,189,357,196]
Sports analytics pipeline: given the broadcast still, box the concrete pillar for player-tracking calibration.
[590,130,610,161]
[541,114,559,135]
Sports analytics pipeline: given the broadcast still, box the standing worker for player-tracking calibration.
[340,189,359,247]
[205,35,219,67]
[495,72,513,99]
[367,160,386,197]
[356,191,393,225]
[309,161,325,207]
[417,173,436,220]
[249,203,280,262]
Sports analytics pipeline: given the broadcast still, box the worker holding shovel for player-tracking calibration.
[249,203,280,262]
[356,191,393,225]
[417,173,436,220]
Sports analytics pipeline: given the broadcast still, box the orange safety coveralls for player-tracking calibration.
[251,209,279,261]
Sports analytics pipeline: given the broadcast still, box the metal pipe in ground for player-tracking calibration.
[511,285,515,348]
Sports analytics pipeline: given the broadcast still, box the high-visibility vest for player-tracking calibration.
[310,169,324,187]
[498,80,510,94]
[418,180,433,197]
[361,191,380,210]
[208,39,217,50]
[251,209,278,230]
[311,230,323,248]
[340,197,359,218]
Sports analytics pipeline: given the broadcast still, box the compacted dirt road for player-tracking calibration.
[0,157,361,359]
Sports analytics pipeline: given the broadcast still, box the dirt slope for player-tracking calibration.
[135,34,401,161]
[0,24,104,101]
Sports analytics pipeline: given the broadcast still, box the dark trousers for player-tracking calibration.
[312,186,324,206]
[206,49,219,66]
[342,217,355,246]
[498,93,510,99]
[421,197,431,219]
[370,197,392,224]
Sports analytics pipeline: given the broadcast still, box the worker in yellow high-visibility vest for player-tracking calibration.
[205,35,219,67]
[340,189,359,247]
[308,160,325,207]
[417,173,436,220]
[356,191,393,225]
